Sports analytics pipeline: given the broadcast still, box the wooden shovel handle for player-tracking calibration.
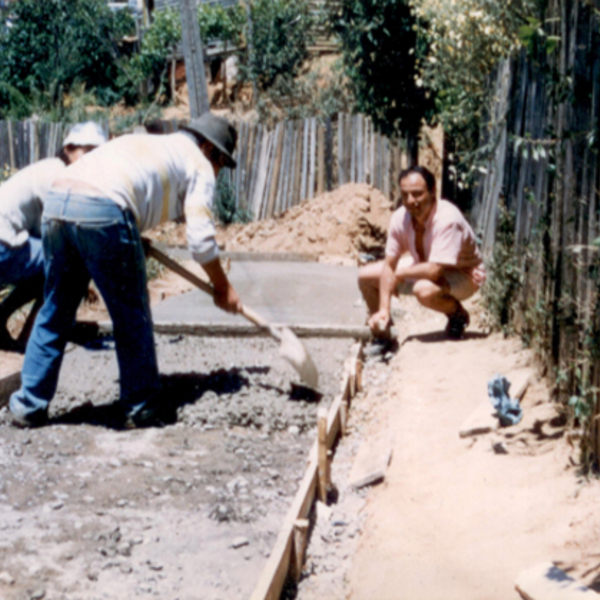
[146,241,276,335]
[147,242,212,293]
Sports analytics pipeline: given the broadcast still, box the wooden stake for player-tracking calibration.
[317,407,329,503]
[340,398,348,436]
[290,518,309,582]
[356,356,363,392]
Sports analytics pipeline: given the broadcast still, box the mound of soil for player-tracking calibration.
[219,183,393,261]
[148,183,394,263]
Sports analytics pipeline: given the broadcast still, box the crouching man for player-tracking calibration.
[358,165,485,344]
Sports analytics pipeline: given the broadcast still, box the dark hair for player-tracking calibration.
[183,129,224,165]
[56,147,70,165]
[398,165,436,192]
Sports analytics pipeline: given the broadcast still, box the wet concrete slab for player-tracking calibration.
[151,261,367,327]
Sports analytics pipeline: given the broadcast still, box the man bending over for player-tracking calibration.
[358,165,485,342]
[9,113,241,428]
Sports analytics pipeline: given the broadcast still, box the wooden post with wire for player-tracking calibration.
[179,0,209,117]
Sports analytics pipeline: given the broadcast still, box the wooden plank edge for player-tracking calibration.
[99,321,376,340]
[249,344,363,600]
[513,373,533,401]
[249,445,318,600]
[339,341,364,399]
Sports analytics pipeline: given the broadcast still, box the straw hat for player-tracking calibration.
[181,113,237,169]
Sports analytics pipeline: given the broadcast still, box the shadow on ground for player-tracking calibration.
[52,368,256,430]
[402,330,490,345]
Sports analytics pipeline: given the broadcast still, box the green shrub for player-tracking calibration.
[241,0,313,93]
[214,171,252,225]
[481,202,523,334]
[0,0,136,117]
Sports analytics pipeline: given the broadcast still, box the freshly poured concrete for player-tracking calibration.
[151,261,366,327]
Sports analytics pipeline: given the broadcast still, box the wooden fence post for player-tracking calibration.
[325,117,333,191]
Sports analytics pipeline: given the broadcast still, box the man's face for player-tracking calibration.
[400,172,435,225]
[64,144,98,164]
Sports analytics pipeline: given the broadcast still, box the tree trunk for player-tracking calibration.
[406,128,419,168]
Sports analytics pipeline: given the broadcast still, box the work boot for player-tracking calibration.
[445,307,470,340]
[121,391,163,429]
[67,321,100,346]
[8,408,49,428]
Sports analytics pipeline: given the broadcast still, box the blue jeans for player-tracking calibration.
[10,189,160,420]
[0,236,44,286]
[0,237,45,329]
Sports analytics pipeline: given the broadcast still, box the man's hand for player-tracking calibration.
[368,309,392,334]
[213,281,242,313]
[202,257,242,314]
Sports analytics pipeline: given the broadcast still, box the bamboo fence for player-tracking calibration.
[0,120,112,174]
[0,114,405,219]
[470,0,600,462]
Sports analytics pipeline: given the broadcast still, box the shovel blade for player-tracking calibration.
[278,327,319,389]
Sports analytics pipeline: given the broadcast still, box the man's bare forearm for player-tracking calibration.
[378,259,398,312]
[201,257,242,313]
[202,257,229,290]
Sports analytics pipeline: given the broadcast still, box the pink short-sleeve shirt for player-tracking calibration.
[385,199,486,286]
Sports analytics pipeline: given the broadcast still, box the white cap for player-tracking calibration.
[62,121,108,148]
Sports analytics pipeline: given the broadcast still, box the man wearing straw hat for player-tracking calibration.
[0,121,108,351]
[9,112,242,429]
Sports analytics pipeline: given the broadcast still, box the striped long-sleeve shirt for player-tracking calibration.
[59,132,221,264]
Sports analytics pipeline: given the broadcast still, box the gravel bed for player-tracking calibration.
[0,334,351,600]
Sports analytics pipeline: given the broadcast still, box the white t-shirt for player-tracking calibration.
[0,157,66,247]
[60,132,220,264]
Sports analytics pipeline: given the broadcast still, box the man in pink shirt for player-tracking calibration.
[358,165,485,342]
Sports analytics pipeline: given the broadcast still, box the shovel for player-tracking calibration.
[146,242,319,389]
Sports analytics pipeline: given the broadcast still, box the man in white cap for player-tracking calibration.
[0,121,107,350]
[9,112,242,429]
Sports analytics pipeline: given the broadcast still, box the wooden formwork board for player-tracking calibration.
[250,341,363,600]
[99,321,376,340]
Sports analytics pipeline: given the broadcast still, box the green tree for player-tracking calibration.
[0,0,135,115]
[331,0,434,164]
[123,7,182,101]
[197,2,245,48]
[411,0,538,192]
[127,1,311,105]
[124,4,244,104]
[242,0,313,92]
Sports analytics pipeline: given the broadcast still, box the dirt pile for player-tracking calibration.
[148,183,394,263]
[219,183,393,261]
